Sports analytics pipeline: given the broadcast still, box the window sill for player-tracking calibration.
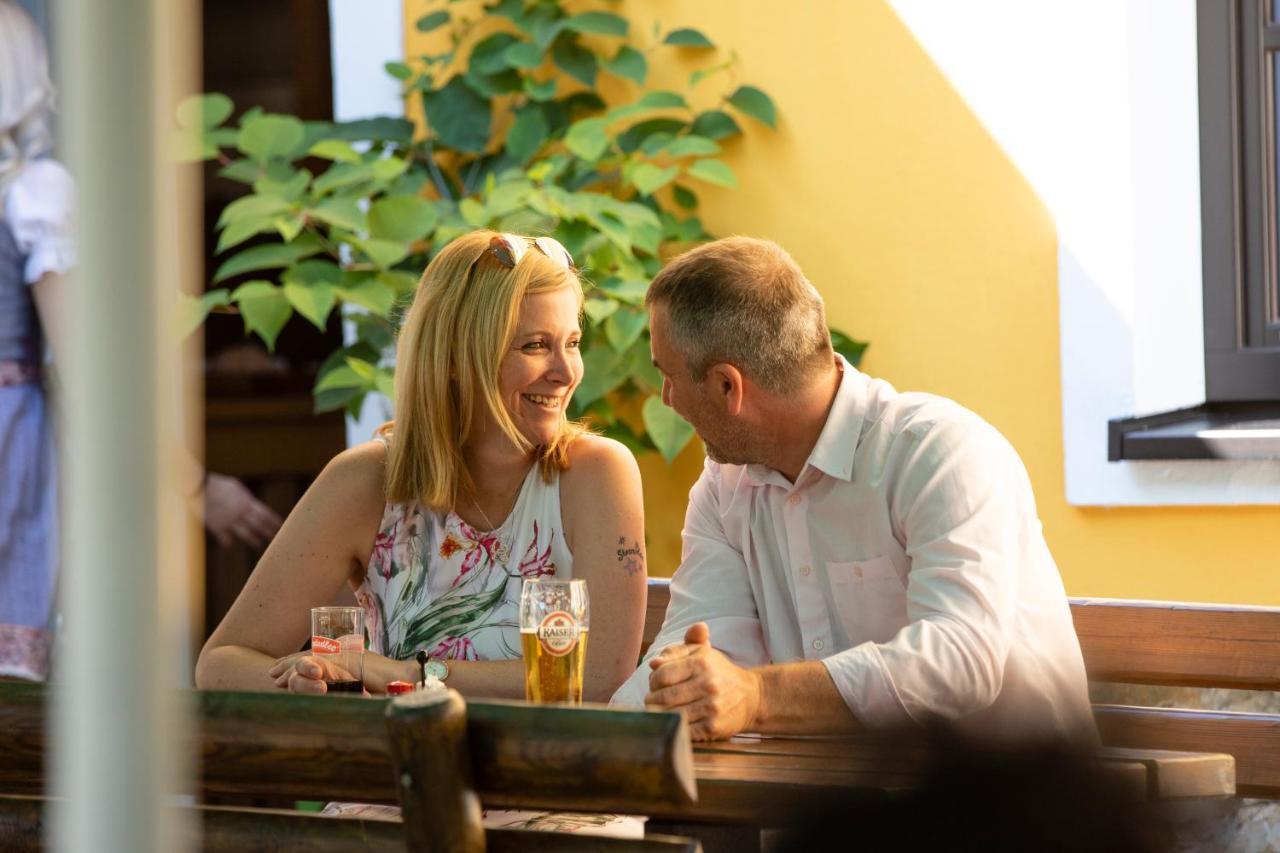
[1108,403,1280,461]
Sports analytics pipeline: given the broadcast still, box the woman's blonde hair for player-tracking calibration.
[0,1,55,199]
[384,230,587,511]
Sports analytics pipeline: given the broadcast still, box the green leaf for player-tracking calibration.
[315,363,367,393]
[237,114,307,164]
[308,196,366,232]
[380,270,420,296]
[459,198,489,227]
[219,159,262,184]
[583,296,620,325]
[507,105,550,165]
[368,196,438,242]
[605,306,647,352]
[523,77,558,101]
[617,118,686,154]
[384,61,413,81]
[629,162,679,195]
[375,368,396,400]
[552,38,597,87]
[564,117,610,161]
[357,238,411,269]
[214,241,323,283]
[216,216,275,253]
[504,41,544,69]
[371,156,409,183]
[274,215,304,243]
[564,11,627,37]
[465,68,523,98]
[423,76,492,153]
[416,10,450,32]
[312,162,375,195]
[597,278,649,306]
[177,288,230,338]
[690,110,742,140]
[673,184,698,210]
[686,158,738,188]
[176,93,233,129]
[830,329,869,368]
[604,45,646,85]
[664,28,714,48]
[637,91,688,110]
[253,164,311,202]
[217,194,292,227]
[230,280,292,350]
[308,139,362,163]
[643,396,695,463]
[664,135,720,158]
[328,117,415,144]
[574,344,628,408]
[335,275,396,317]
[728,85,777,129]
[471,33,519,75]
[283,278,337,331]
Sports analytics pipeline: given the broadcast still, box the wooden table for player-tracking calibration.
[646,731,1235,850]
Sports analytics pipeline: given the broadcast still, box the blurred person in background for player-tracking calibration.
[0,0,280,681]
[196,231,647,701]
[0,0,71,680]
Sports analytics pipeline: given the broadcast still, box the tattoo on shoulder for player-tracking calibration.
[616,536,643,576]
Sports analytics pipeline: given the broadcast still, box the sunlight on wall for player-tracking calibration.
[403,0,1280,603]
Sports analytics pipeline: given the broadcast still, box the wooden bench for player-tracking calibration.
[0,681,699,852]
[643,578,1278,799]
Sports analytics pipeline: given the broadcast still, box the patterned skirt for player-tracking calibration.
[0,382,57,679]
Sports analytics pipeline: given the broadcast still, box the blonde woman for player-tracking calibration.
[196,230,648,701]
[0,1,75,680]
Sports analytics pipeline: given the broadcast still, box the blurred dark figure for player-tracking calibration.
[776,733,1163,853]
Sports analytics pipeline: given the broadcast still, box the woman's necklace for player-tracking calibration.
[464,489,517,566]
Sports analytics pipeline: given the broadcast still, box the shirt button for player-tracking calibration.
[786,493,802,506]
[799,565,811,577]
[852,565,863,579]
[812,639,825,651]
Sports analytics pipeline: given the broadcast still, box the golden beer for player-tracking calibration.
[521,628,588,703]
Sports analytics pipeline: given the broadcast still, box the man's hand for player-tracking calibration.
[644,622,763,741]
[204,473,284,549]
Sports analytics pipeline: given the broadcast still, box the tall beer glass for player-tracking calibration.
[519,579,589,704]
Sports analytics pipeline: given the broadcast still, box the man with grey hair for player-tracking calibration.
[612,236,1096,746]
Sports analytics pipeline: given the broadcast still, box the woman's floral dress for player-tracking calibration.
[355,462,573,666]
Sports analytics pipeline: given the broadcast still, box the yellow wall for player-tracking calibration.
[404,1,1280,603]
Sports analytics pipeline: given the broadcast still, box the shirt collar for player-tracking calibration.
[743,354,866,487]
[802,355,865,482]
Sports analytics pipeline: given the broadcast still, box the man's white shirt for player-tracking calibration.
[612,357,1097,744]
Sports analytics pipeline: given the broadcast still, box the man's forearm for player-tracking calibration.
[749,660,862,735]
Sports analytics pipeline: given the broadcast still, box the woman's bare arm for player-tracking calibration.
[195,441,386,691]
[560,435,647,702]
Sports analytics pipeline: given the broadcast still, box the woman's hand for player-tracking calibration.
[268,653,359,695]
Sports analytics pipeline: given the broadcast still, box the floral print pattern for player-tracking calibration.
[356,465,572,665]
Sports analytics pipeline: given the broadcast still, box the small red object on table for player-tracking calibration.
[386,680,414,696]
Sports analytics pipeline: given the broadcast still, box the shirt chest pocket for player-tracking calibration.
[827,556,909,645]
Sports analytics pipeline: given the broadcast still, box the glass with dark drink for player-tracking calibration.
[310,606,365,695]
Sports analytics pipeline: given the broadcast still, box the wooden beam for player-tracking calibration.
[1070,598,1280,690]
[1095,705,1280,798]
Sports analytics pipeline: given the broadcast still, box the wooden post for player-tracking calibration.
[385,689,484,853]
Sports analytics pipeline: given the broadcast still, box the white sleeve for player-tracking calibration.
[610,461,769,708]
[821,415,1024,727]
[4,160,77,284]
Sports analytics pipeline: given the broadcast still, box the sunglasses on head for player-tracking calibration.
[484,233,575,271]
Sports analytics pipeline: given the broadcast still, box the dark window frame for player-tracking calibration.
[1199,0,1280,400]
[1109,2,1280,460]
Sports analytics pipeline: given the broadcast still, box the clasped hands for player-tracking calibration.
[644,622,762,741]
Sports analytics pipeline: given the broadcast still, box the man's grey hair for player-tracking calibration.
[646,236,832,394]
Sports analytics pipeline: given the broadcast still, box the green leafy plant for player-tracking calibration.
[179,1,867,463]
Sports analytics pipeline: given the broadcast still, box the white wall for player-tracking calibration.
[328,0,403,446]
[889,0,1280,505]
